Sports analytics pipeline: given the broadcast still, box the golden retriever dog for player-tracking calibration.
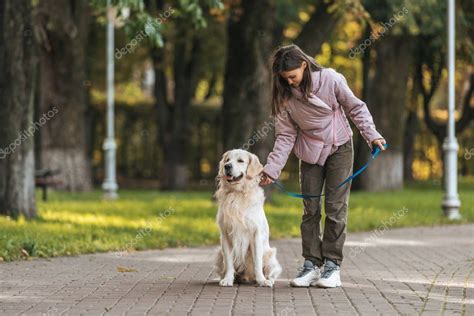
[213,149,282,287]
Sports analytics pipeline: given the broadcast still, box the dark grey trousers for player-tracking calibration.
[298,138,354,267]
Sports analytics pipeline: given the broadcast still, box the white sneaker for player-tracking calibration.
[313,259,342,288]
[290,260,321,287]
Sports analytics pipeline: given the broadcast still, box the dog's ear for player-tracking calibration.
[218,151,229,177]
[246,152,263,179]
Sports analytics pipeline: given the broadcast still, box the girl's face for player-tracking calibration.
[279,61,307,87]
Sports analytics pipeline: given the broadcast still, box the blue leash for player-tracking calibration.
[271,143,388,199]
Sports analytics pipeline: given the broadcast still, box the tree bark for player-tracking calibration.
[150,23,201,190]
[352,26,372,190]
[222,0,276,159]
[354,35,414,191]
[403,57,421,182]
[0,0,37,218]
[294,0,341,56]
[34,0,92,191]
[403,108,419,182]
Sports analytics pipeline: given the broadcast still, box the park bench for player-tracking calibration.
[35,169,61,201]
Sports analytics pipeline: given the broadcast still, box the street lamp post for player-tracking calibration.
[442,0,461,219]
[102,0,118,199]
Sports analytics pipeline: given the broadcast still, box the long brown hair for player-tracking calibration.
[270,44,323,115]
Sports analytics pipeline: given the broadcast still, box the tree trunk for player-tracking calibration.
[403,48,422,183]
[352,27,372,191]
[355,36,414,191]
[151,20,201,190]
[204,73,217,100]
[294,0,341,56]
[0,0,37,218]
[34,0,92,191]
[403,108,419,182]
[222,0,276,159]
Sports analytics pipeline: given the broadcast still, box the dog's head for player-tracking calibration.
[217,149,263,187]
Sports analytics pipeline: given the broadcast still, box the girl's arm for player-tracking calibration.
[334,72,385,149]
[262,109,298,180]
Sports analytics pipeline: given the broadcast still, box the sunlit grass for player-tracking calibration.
[1,177,472,262]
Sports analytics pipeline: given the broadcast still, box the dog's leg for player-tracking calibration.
[219,233,235,287]
[264,248,282,284]
[251,231,273,287]
[214,247,225,279]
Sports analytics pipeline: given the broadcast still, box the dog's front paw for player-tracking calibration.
[256,278,274,287]
[219,278,234,287]
[267,278,275,287]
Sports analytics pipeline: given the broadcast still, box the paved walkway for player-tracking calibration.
[0,224,473,316]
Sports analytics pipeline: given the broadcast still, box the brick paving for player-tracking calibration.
[0,224,472,315]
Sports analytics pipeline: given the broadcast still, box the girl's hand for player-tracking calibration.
[372,138,387,151]
[259,171,274,186]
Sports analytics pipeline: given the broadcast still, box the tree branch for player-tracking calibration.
[456,72,474,133]
[294,0,341,56]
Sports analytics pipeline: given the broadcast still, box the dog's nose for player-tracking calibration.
[224,164,232,171]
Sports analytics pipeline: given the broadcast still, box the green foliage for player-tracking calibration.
[122,10,165,48]
[88,0,223,48]
[89,0,144,11]
[179,0,223,28]
[0,177,473,262]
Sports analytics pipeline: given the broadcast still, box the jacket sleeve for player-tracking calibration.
[262,109,298,180]
[334,72,384,149]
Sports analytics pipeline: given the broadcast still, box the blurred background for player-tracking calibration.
[0,0,472,261]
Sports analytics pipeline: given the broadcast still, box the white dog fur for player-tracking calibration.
[213,149,282,287]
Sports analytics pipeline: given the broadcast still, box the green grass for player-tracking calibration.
[1,177,473,262]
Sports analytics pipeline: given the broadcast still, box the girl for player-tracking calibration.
[259,44,386,288]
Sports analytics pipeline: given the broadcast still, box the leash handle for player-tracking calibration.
[371,142,389,157]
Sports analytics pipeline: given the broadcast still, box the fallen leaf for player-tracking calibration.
[116,266,138,273]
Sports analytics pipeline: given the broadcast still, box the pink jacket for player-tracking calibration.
[263,68,384,180]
